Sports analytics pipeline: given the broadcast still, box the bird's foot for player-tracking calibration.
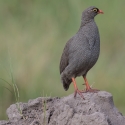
[74,89,85,99]
[83,87,99,93]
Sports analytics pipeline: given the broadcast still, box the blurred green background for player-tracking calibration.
[0,0,125,119]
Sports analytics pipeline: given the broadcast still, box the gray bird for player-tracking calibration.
[60,6,103,99]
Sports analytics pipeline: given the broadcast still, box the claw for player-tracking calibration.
[74,89,85,99]
[83,76,99,93]
[83,88,99,93]
[72,78,85,99]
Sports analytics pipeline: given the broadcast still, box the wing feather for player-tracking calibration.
[59,38,73,74]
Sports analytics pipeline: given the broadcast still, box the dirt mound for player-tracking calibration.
[0,91,125,125]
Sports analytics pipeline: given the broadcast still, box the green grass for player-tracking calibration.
[0,50,24,119]
[0,0,125,119]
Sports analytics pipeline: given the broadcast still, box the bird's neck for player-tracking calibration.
[80,18,94,27]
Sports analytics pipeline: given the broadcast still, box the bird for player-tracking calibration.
[59,6,103,99]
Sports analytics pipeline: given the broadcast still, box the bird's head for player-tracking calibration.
[82,6,103,21]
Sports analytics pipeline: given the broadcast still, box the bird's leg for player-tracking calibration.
[72,78,84,99]
[83,76,99,93]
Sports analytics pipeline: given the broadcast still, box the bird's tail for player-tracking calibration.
[61,73,72,91]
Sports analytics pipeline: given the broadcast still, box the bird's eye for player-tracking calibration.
[92,8,98,12]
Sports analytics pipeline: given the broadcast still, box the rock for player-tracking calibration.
[0,91,125,125]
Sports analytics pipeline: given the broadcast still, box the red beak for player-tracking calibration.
[98,9,104,14]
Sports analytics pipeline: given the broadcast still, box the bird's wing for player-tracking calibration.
[59,37,73,74]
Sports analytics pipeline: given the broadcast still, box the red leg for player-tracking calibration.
[83,76,99,92]
[72,78,84,99]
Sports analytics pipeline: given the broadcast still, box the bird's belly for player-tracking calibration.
[87,47,100,72]
[76,48,99,77]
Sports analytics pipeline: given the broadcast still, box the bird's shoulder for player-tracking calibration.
[68,32,90,51]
